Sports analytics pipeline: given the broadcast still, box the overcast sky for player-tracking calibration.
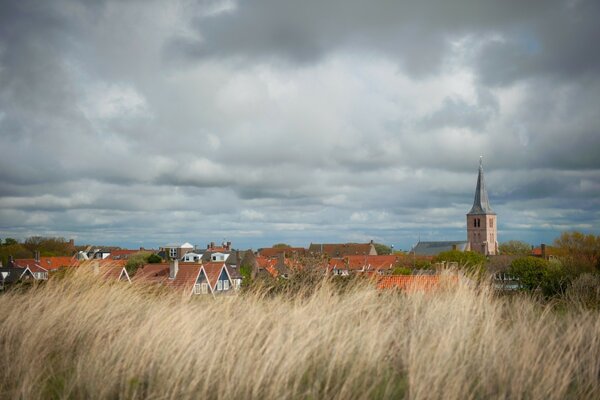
[1,0,599,250]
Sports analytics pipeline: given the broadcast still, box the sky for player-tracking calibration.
[1,0,599,251]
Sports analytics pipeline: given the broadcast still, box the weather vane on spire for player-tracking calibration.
[479,155,483,168]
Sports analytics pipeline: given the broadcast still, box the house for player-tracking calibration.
[161,242,195,260]
[203,262,235,295]
[531,244,558,261]
[410,241,469,256]
[329,255,399,276]
[0,266,35,290]
[11,257,49,280]
[134,259,238,296]
[13,253,78,277]
[182,252,203,263]
[308,241,378,257]
[257,247,307,259]
[97,262,132,284]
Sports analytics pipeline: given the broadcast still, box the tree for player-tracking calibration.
[3,238,18,246]
[499,240,532,256]
[147,254,162,263]
[125,252,152,276]
[554,231,600,273]
[272,243,291,248]
[373,243,392,255]
[509,257,549,291]
[434,250,486,268]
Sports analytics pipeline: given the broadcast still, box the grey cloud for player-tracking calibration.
[1,0,600,250]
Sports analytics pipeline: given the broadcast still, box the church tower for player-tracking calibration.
[467,157,498,255]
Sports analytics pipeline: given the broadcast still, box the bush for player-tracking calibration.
[509,257,549,291]
[540,261,571,297]
[392,267,412,275]
[125,252,152,276]
[147,254,162,263]
[566,273,600,309]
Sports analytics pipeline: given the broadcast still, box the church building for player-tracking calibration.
[467,158,498,255]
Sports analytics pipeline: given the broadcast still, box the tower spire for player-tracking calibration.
[468,157,494,215]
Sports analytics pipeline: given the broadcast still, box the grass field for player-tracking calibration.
[0,271,599,399]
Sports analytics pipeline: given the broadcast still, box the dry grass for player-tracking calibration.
[0,270,599,399]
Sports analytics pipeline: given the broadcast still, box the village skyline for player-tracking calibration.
[1,0,599,253]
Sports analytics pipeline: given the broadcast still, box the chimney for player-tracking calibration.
[170,259,179,279]
[69,239,75,247]
[226,241,232,250]
[8,255,14,266]
[34,250,40,262]
[541,243,546,259]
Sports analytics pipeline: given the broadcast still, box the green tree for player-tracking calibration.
[434,250,486,268]
[509,257,549,291]
[3,238,18,246]
[147,254,162,263]
[272,243,291,248]
[373,243,392,255]
[392,267,412,275]
[125,252,152,276]
[499,240,532,256]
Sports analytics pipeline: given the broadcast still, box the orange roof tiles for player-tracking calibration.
[15,256,78,271]
[164,264,203,293]
[258,247,307,258]
[203,262,229,290]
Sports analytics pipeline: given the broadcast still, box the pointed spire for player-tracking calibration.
[468,157,495,215]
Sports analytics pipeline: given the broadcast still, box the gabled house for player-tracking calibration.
[12,259,49,280]
[0,267,35,290]
[203,262,234,295]
[164,263,204,294]
[98,263,132,283]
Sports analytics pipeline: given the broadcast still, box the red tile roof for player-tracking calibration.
[134,263,170,284]
[98,265,131,283]
[164,264,202,293]
[309,243,376,257]
[258,247,307,258]
[15,256,78,271]
[346,255,398,271]
[203,262,228,291]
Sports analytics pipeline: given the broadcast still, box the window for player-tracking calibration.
[473,219,477,227]
[217,280,223,291]
[224,280,230,290]
[169,248,177,258]
[489,218,493,228]
[201,283,208,294]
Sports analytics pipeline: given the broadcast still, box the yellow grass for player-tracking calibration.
[0,271,599,399]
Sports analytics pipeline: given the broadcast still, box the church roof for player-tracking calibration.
[411,241,469,256]
[468,158,495,215]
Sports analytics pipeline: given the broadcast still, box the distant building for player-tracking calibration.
[161,242,195,260]
[466,158,498,255]
[308,241,377,257]
[411,241,469,256]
